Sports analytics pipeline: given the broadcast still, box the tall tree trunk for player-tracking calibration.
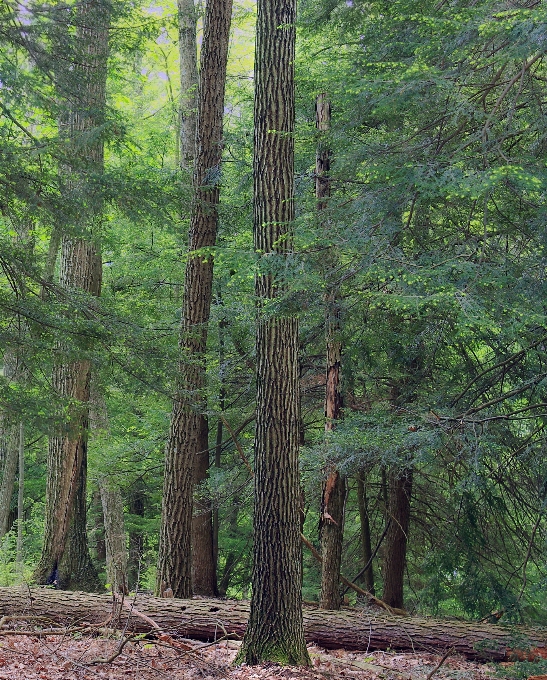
[0,217,32,542]
[382,468,413,609]
[33,0,109,590]
[157,0,232,599]
[212,292,226,580]
[16,422,24,575]
[356,469,375,595]
[177,0,198,168]
[317,93,346,611]
[236,0,309,666]
[127,484,145,591]
[99,478,128,595]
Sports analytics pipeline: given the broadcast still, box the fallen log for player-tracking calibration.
[0,587,545,661]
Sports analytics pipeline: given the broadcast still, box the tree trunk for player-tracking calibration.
[317,93,347,612]
[320,467,346,609]
[212,296,227,582]
[127,484,145,591]
[356,470,375,595]
[57,443,100,591]
[239,319,309,667]
[92,490,106,565]
[99,478,128,595]
[0,590,545,661]
[320,299,345,609]
[33,0,109,590]
[16,422,24,575]
[157,0,232,599]
[0,348,26,539]
[0,423,18,538]
[382,468,413,609]
[192,419,218,596]
[177,0,198,168]
[236,0,308,665]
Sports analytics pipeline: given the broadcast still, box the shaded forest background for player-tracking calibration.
[2,0,547,624]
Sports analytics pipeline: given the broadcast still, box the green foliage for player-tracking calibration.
[2,0,547,620]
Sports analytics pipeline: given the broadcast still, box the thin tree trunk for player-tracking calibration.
[317,93,346,611]
[236,0,309,665]
[157,0,232,599]
[16,422,24,575]
[33,0,109,590]
[218,490,240,597]
[356,469,375,594]
[99,478,128,595]
[382,468,413,609]
[0,334,27,540]
[212,293,226,577]
[92,490,106,565]
[127,484,145,591]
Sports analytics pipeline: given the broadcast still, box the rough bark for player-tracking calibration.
[0,590,545,661]
[320,466,346,609]
[33,0,109,590]
[57,445,100,591]
[382,468,413,609]
[237,0,308,665]
[157,0,232,599]
[177,0,198,168]
[99,479,128,595]
[239,318,309,667]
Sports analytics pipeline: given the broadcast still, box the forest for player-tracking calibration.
[2,0,547,669]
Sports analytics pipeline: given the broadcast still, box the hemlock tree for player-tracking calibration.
[178,0,220,597]
[177,0,198,169]
[157,0,233,599]
[33,0,110,589]
[316,93,347,611]
[236,0,310,666]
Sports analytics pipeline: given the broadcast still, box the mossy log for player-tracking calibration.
[0,587,544,661]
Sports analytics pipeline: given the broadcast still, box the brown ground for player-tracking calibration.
[0,632,498,680]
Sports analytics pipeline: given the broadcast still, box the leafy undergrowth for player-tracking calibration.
[0,631,501,680]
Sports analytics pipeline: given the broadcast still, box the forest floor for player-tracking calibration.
[0,633,506,680]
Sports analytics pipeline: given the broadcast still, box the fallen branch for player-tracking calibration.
[425,647,455,680]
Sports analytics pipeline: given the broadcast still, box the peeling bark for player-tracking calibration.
[99,479,128,595]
